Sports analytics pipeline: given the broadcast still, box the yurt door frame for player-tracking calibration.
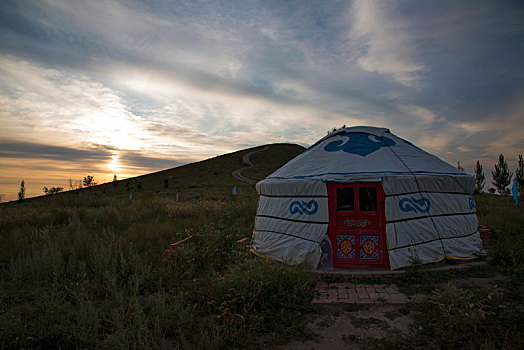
[327,182,388,269]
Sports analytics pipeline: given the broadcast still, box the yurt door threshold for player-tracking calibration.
[327,182,389,269]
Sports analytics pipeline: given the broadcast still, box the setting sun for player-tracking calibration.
[108,152,121,174]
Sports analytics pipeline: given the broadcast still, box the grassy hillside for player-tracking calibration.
[114,143,304,198]
[241,143,306,180]
[20,143,305,203]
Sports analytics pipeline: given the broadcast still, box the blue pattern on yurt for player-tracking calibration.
[399,197,431,213]
[324,133,396,157]
[289,200,318,215]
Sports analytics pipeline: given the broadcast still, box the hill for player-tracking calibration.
[18,143,306,203]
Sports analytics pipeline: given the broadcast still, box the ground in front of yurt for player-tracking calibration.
[281,303,414,350]
[279,270,507,349]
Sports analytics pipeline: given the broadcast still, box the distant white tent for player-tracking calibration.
[252,126,482,270]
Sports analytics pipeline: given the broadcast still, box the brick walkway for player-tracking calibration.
[312,282,409,304]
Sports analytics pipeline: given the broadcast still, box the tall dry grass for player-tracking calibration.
[0,192,315,348]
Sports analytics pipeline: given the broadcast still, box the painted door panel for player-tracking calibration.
[328,183,388,269]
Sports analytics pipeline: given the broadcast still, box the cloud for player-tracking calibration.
[0,56,151,150]
[348,1,423,87]
[0,139,112,161]
[396,104,441,124]
[0,138,182,171]
[0,1,413,137]
[0,55,328,160]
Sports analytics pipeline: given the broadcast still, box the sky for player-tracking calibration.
[0,0,523,201]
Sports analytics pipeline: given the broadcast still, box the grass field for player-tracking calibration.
[0,144,523,348]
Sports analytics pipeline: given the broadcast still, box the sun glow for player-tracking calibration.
[80,111,148,151]
[108,152,121,174]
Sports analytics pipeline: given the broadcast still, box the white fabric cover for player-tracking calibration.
[256,178,327,196]
[252,179,329,266]
[385,193,475,221]
[251,126,482,269]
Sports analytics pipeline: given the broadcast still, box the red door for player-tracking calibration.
[328,182,388,269]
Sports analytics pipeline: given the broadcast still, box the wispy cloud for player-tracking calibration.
[348,1,423,87]
[0,56,151,150]
[396,104,441,124]
[0,139,112,161]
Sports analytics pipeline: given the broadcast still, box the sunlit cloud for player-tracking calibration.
[396,104,441,124]
[0,56,150,150]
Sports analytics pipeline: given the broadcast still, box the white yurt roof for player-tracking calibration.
[268,126,468,183]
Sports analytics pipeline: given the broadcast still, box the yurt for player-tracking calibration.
[251,126,482,270]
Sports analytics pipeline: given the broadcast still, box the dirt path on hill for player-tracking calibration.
[231,146,269,184]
